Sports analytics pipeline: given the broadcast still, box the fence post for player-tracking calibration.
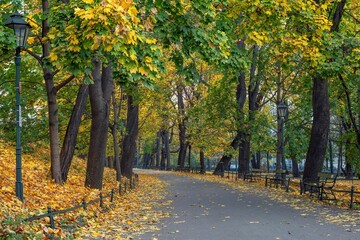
[350,186,354,209]
[124,182,127,193]
[111,189,115,202]
[47,206,55,229]
[220,162,224,178]
[100,192,103,208]
[119,181,122,195]
[130,178,133,190]
[135,174,139,185]
[82,198,87,210]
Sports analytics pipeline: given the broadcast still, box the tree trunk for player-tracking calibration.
[177,84,188,168]
[188,144,192,168]
[329,140,334,174]
[200,149,205,174]
[110,90,121,181]
[303,76,330,181]
[237,43,255,175]
[237,69,249,175]
[85,60,113,189]
[155,131,161,167]
[42,0,62,184]
[303,0,346,181]
[161,130,169,170]
[238,133,250,175]
[251,152,261,169]
[242,45,260,173]
[60,84,88,181]
[291,157,300,178]
[165,130,171,169]
[121,91,139,178]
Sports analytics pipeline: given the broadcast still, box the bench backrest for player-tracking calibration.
[317,172,336,179]
[317,172,337,187]
[251,169,262,173]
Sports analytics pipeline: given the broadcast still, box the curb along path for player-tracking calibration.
[136,170,359,240]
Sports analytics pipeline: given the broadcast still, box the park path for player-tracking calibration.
[135,170,359,240]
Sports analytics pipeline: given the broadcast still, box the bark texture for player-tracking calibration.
[303,76,330,181]
[177,85,188,168]
[42,0,62,184]
[60,84,88,181]
[85,60,113,189]
[303,0,345,181]
[121,92,139,178]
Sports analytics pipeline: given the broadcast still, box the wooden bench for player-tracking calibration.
[265,170,290,192]
[243,169,263,181]
[301,172,337,200]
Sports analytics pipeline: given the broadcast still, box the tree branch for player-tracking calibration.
[23,48,42,65]
[55,74,75,92]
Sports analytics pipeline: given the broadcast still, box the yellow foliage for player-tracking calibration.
[0,142,170,238]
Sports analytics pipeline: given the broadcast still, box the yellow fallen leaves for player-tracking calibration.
[0,142,170,239]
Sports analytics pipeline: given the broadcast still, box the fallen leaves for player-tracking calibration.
[0,143,170,239]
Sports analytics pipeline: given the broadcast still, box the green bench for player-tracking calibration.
[243,169,263,181]
[265,170,290,192]
[301,172,337,200]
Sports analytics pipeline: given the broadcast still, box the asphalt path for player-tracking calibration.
[135,171,359,240]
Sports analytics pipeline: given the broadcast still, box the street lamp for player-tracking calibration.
[5,11,31,202]
[277,102,288,171]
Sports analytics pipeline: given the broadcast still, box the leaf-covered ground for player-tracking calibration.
[0,142,170,239]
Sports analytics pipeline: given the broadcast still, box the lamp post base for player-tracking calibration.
[15,181,23,202]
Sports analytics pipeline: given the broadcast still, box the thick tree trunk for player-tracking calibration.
[237,69,248,175]
[121,92,139,178]
[303,0,346,181]
[238,133,250,175]
[60,84,88,181]
[85,60,113,189]
[303,76,330,181]
[214,155,232,175]
[242,45,260,173]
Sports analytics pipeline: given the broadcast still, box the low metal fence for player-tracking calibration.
[24,174,139,229]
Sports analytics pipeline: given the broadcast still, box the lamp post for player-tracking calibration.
[5,11,31,202]
[277,102,288,172]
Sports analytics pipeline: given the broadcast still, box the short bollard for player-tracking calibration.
[82,198,87,210]
[47,206,55,229]
[111,189,115,202]
[350,186,355,209]
[99,192,103,208]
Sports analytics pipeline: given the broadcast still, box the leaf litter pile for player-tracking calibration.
[0,143,170,239]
